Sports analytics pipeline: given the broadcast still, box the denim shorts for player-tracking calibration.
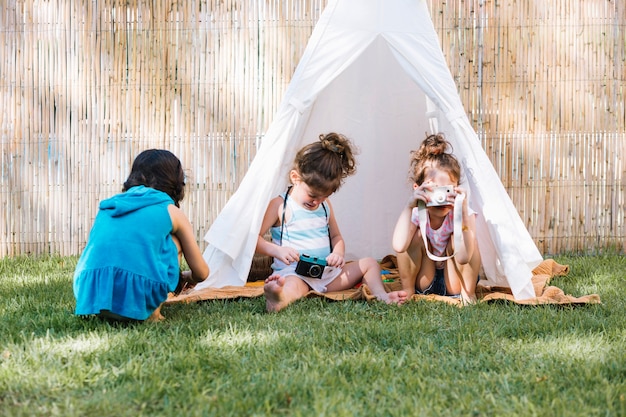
[416,268,460,298]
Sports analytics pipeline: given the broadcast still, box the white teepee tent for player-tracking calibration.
[196,0,543,300]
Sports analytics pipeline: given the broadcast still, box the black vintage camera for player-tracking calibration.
[295,254,327,278]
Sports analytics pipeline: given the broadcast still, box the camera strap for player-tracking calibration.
[416,193,465,262]
[279,186,332,249]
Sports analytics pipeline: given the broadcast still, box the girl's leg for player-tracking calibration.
[396,250,417,295]
[458,248,481,303]
[444,243,481,303]
[326,257,407,305]
[264,274,311,312]
[147,305,166,322]
[397,229,436,295]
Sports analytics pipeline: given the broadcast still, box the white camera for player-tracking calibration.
[425,185,455,207]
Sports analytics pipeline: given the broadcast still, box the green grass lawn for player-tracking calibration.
[0,254,624,416]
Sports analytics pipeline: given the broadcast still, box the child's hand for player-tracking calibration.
[182,269,206,284]
[410,182,435,207]
[325,253,345,269]
[454,186,468,211]
[275,246,300,265]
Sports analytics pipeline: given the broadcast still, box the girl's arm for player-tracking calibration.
[256,197,300,264]
[452,191,477,265]
[256,196,282,257]
[168,205,209,282]
[325,200,346,268]
[392,201,418,253]
[393,184,432,253]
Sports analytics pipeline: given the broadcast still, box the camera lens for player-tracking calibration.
[309,265,322,278]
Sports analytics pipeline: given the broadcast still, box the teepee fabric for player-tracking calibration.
[195,0,543,300]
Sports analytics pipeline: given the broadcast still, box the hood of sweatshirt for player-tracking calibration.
[99,185,174,217]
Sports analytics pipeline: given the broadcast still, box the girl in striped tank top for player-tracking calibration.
[256,133,408,312]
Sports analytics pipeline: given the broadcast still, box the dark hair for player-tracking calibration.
[293,132,357,194]
[409,133,461,186]
[123,149,185,206]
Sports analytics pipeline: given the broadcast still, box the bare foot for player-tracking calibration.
[379,290,408,305]
[460,292,477,306]
[264,274,290,312]
[147,305,166,322]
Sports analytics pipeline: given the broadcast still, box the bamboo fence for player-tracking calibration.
[0,0,624,257]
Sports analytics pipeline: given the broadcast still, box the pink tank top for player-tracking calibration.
[410,208,454,256]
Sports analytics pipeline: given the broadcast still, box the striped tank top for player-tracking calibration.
[270,191,331,271]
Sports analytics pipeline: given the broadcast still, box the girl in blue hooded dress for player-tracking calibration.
[73,149,209,322]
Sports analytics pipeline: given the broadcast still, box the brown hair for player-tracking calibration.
[293,132,357,194]
[123,149,186,206]
[409,133,461,186]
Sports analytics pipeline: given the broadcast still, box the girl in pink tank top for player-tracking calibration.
[392,133,481,303]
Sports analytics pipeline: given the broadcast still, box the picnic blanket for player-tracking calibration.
[164,256,601,306]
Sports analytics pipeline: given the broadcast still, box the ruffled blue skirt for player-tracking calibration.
[74,266,176,321]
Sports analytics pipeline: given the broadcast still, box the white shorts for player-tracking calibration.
[272,264,342,293]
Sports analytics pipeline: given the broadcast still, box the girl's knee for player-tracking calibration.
[360,257,379,270]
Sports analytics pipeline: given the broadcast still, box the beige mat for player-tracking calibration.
[164,256,601,306]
